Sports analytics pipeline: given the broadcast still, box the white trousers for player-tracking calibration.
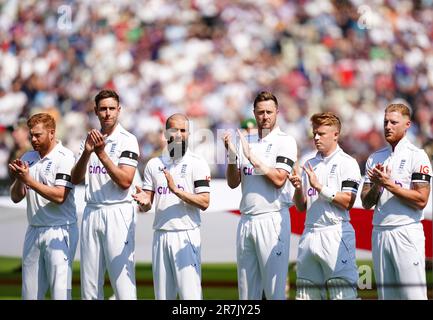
[22,223,78,300]
[296,222,358,288]
[80,204,137,300]
[152,227,202,300]
[237,210,290,300]
[372,222,427,300]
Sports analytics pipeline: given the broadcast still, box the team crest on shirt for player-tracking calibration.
[265,144,273,153]
[398,159,406,173]
[180,164,187,177]
[109,143,117,156]
[330,164,337,175]
[44,161,53,175]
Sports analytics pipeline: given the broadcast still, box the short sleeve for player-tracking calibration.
[142,160,155,191]
[21,152,32,163]
[301,159,310,194]
[55,151,75,189]
[340,158,361,194]
[411,150,432,183]
[76,139,85,163]
[363,155,374,184]
[119,135,140,167]
[275,135,297,173]
[193,158,211,194]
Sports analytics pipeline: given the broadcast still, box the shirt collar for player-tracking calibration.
[390,136,409,154]
[105,123,123,142]
[43,140,62,160]
[315,144,341,163]
[254,126,281,143]
[161,148,191,165]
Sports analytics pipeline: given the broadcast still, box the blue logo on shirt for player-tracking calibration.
[330,164,337,174]
[109,143,117,156]
[181,164,187,177]
[266,144,273,153]
[44,161,53,175]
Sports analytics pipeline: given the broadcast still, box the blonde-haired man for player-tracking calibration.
[361,103,431,299]
[289,112,361,300]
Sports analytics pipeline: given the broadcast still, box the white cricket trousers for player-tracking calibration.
[80,203,137,300]
[372,222,427,300]
[152,227,202,300]
[237,209,290,300]
[296,222,358,286]
[22,223,78,300]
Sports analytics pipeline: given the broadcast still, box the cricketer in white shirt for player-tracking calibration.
[9,113,78,300]
[364,137,431,299]
[290,112,360,300]
[361,104,432,300]
[77,123,139,300]
[233,126,297,300]
[297,146,361,298]
[141,150,210,299]
[134,113,210,300]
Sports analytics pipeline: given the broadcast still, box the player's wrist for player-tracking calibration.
[227,151,237,164]
[319,186,336,203]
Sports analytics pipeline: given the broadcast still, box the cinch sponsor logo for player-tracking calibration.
[243,167,254,175]
[89,165,107,174]
[395,180,403,187]
[157,185,185,194]
[307,188,318,197]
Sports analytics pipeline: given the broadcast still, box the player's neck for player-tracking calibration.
[258,126,275,139]
[388,137,404,152]
[320,144,337,158]
[101,122,117,136]
[39,140,57,158]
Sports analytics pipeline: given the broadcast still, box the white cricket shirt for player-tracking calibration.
[237,127,297,215]
[21,141,77,226]
[302,145,361,227]
[365,136,432,226]
[79,124,139,206]
[142,149,211,231]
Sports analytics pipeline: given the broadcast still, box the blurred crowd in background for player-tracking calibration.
[1,0,433,193]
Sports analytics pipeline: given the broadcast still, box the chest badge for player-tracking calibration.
[109,143,117,156]
[330,164,337,175]
[180,164,187,178]
[398,159,406,173]
[265,143,273,153]
[44,161,53,175]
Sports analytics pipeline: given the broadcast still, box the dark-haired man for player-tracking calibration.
[133,113,210,300]
[72,90,140,300]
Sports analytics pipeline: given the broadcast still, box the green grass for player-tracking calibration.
[0,257,431,300]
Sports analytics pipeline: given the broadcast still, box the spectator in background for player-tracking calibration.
[8,118,32,165]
